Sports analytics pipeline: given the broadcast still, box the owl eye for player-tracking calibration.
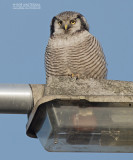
[58,20,62,25]
[70,20,76,25]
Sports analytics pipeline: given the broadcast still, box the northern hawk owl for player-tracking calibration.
[45,11,107,81]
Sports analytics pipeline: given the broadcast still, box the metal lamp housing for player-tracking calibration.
[26,96,133,152]
[26,77,133,152]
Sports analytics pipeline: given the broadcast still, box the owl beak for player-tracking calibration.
[62,24,70,31]
[65,24,68,30]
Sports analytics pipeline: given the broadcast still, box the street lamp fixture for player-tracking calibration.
[26,77,133,152]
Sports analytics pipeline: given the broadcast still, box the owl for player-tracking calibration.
[45,11,107,82]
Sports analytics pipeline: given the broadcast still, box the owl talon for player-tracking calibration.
[69,73,80,80]
[76,74,80,80]
[71,73,75,78]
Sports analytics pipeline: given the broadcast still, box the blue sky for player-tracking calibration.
[0,0,133,159]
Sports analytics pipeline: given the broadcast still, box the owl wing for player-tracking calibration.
[84,34,107,79]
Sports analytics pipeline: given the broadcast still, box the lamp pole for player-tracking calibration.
[0,84,44,114]
[0,84,33,114]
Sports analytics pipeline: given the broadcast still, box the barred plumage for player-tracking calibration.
[45,11,107,81]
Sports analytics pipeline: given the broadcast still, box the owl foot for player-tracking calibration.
[69,73,80,80]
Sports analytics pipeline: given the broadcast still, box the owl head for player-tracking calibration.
[50,11,89,37]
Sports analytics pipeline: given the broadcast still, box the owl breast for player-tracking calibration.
[45,31,107,80]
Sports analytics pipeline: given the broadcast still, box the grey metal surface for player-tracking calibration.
[45,76,133,96]
[0,84,33,114]
[30,84,45,106]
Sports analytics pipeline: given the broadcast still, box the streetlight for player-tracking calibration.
[0,77,133,152]
[26,76,133,152]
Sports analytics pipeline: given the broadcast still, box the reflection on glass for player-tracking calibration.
[37,100,133,152]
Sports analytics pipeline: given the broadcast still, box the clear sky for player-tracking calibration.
[0,0,133,159]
